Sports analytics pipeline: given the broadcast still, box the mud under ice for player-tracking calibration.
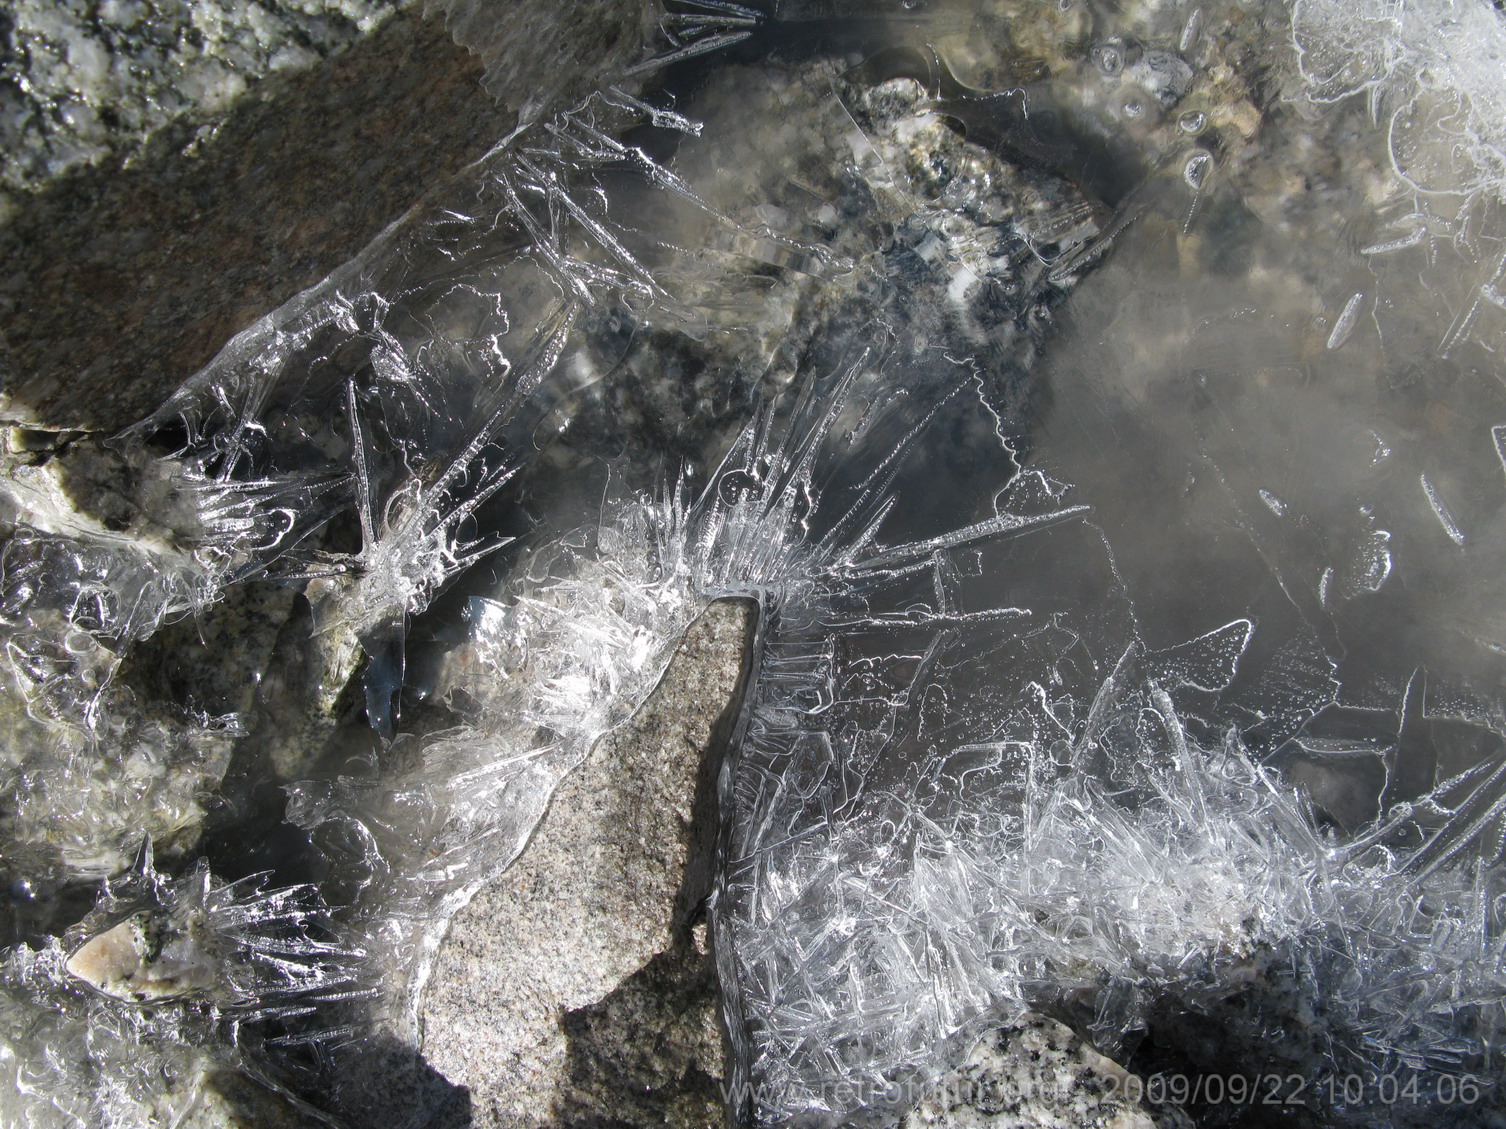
[1,1,1505,1127]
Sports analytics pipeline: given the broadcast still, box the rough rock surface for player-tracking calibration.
[420,599,752,1128]
[0,0,653,434]
[904,1016,1194,1129]
[0,0,405,214]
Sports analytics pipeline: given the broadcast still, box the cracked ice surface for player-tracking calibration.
[2,1,1506,1126]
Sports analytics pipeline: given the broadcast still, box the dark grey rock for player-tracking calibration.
[0,0,406,212]
[0,1,655,435]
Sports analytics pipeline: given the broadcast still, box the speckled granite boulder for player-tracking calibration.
[904,1016,1194,1129]
[421,600,751,1129]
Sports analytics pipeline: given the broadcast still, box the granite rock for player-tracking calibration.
[0,0,405,215]
[904,1015,1194,1129]
[420,599,752,1129]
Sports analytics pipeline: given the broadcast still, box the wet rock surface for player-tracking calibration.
[905,1016,1194,1129]
[420,600,751,1129]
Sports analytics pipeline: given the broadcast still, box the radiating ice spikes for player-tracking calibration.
[162,465,352,584]
[0,459,356,730]
[720,611,1506,1119]
[281,357,1075,1028]
[116,83,745,624]
[283,493,723,1029]
[60,842,364,1021]
[318,304,578,736]
[627,0,761,78]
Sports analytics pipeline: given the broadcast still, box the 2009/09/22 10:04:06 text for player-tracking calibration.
[1104,1071,1490,1107]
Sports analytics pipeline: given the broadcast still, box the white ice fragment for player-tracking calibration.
[1342,524,1393,596]
[1259,488,1287,515]
[1421,473,1467,545]
[1439,252,1506,357]
[16,15,1506,1124]
[850,505,1090,573]
[1360,225,1425,256]
[1326,291,1365,350]
[625,31,753,77]
[1180,7,1203,55]
[1182,150,1213,191]
[1493,424,1506,487]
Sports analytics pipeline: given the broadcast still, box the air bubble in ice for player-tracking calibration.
[1092,41,1125,77]
[1326,291,1365,350]
[718,468,762,506]
[1183,150,1212,189]
[1421,473,1467,546]
[1178,109,1206,134]
[1259,489,1287,516]
[1180,7,1204,54]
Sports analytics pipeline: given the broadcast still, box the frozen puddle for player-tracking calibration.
[1,1,1505,1127]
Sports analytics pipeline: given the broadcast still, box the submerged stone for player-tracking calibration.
[65,906,220,1003]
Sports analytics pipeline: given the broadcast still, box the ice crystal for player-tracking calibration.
[1293,0,1506,355]
[60,839,363,1019]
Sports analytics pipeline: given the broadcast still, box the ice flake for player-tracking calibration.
[1421,472,1467,546]
[1326,291,1366,350]
[1339,514,1393,598]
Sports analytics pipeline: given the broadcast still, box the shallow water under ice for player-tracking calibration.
[2,1,1506,1126]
